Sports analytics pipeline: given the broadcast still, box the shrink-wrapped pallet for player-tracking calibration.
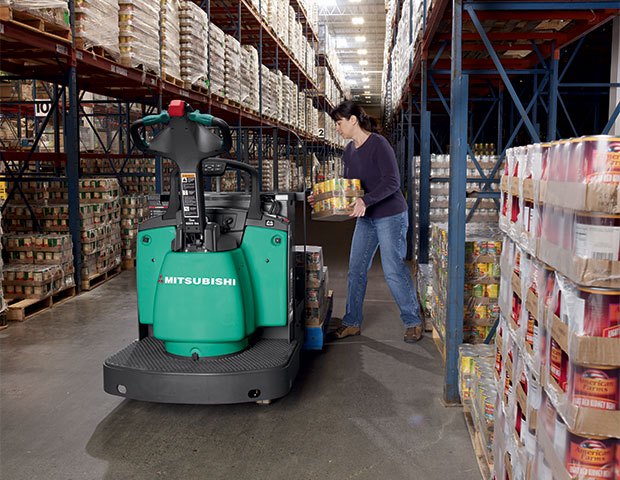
[118,0,160,74]
[208,21,226,97]
[240,45,259,112]
[160,0,181,81]
[224,34,241,103]
[179,2,209,88]
[75,0,120,59]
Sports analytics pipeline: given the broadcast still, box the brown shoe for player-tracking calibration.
[330,325,361,340]
[404,326,423,343]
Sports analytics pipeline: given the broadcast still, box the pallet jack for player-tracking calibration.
[103,100,305,404]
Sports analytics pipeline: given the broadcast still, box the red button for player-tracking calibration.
[168,100,185,117]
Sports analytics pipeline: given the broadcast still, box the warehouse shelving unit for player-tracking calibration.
[0,0,340,291]
[384,0,620,404]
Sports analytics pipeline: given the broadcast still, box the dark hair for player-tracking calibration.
[329,101,380,133]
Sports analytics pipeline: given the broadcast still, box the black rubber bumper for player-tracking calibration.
[103,337,301,404]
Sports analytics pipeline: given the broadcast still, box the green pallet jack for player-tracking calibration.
[103,100,305,404]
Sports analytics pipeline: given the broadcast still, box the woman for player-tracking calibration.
[309,101,423,343]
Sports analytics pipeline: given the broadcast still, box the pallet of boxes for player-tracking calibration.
[1,233,76,322]
[3,178,122,294]
[489,136,620,480]
[295,246,332,350]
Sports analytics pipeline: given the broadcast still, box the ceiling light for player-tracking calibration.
[363,85,370,89]
[348,79,357,85]
[362,77,370,82]
[357,49,367,55]
[352,17,364,25]
[359,60,368,66]
[364,91,371,95]
[355,36,366,42]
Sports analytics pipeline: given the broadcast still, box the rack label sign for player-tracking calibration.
[318,128,325,138]
[35,100,52,118]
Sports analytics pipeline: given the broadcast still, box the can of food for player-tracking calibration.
[577,287,620,338]
[569,364,619,411]
[526,312,537,350]
[566,433,616,480]
[475,263,488,279]
[575,212,620,261]
[474,305,489,321]
[490,263,501,278]
[473,284,485,297]
[512,294,522,327]
[486,284,499,299]
[581,136,620,183]
[549,337,568,392]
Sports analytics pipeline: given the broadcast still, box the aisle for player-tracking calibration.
[0,222,478,479]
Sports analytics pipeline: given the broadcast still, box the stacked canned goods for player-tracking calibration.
[311,178,363,219]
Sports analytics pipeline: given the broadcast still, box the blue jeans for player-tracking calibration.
[342,211,422,329]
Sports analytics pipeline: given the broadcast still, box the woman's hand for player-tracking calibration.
[349,198,366,217]
[307,193,316,207]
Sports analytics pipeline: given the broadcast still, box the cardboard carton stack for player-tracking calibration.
[120,195,149,265]
[492,137,620,479]
[179,1,209,89]
[429,223,502,344]
[80,157,156,194]
[118,0,160,74]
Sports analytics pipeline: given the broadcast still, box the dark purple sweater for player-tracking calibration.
[343,133,408,219]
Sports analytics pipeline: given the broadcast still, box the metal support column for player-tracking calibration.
[66,0,82,289]
[547,45,559,141]
[419,58,432,264]
[445,0,467,405]
[407,94,415,261]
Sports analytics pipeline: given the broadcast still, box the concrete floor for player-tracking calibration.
[0,219,479,480]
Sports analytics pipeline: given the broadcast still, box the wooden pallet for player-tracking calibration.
[163,73,184,88]
[121,258,136,270]
[0,7,71,41]
[6,285,77,322]
[75,39,119,62]
[81,265,121,291]
[118,57,159,76]
[432,326,446,363]
[463,405,494,480]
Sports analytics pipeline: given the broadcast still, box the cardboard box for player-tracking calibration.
[544,179,620,214]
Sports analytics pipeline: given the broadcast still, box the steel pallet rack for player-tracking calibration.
[0,0,330,291]
[384,0,620,404]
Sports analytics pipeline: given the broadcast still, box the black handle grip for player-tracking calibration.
[211,117,232,155]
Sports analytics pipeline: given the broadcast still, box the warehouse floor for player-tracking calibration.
[0,219,478,480]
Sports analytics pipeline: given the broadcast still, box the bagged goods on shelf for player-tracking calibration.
[179,1,209,87]
[160,0,181,80]
[118,0,160,74]
[74,0,120,58]
[240,45,259,112]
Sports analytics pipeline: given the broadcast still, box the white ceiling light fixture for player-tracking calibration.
[359,60,368,66]
[364,91,371,95]
[363,85,370,89]
[362,77,370,82]
[352,17,364,25]
[357,49,368,55]
[355,35,366,42]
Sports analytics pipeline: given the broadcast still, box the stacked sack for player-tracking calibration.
[160,0,181,81]
[120,195,149,264]
[118,0,161,74]
[224,34,242,104]
[2,233,75,299]
[208,22,226,98]
[74,0,120,59]
[240,45,259,112]
[179,1,209,88]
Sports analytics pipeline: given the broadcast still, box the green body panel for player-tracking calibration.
[136,224,288,357]
[240,226,288,328]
